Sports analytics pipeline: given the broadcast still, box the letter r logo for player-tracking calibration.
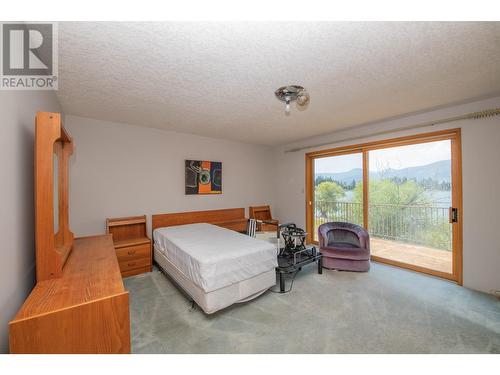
[2,23,53,75]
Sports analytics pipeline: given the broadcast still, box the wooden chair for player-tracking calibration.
[249,205,279,232]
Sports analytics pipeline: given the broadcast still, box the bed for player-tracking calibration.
[152,208,278,314]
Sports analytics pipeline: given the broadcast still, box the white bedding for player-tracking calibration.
[153,223,277,293]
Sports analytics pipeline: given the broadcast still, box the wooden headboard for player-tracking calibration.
[152,208,248,235]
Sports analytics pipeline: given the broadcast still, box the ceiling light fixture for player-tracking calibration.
[275,85,310,115]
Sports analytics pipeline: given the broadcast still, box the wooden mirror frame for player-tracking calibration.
[35,112,74,281]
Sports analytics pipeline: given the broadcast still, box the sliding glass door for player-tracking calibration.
[312,152,364,241]
[306,129,462,283]
[368,140,453,275]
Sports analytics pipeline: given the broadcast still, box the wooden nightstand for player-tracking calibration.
[106,215,152,278]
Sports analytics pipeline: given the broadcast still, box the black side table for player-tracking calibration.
[275,246,322,293]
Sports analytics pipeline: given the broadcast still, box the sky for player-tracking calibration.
[314,140,451,174]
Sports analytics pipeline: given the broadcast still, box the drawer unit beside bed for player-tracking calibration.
[106,215,152,277]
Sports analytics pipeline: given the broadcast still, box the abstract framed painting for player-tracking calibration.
[185,160,222,195]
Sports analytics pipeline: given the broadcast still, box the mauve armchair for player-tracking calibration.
[318,222,370,272]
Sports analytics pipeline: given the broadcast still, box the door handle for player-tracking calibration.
[449,207,458,223]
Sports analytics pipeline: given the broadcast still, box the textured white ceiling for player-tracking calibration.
[57,22,500,145]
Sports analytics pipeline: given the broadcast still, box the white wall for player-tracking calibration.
[0,92,62,353]
[65,115,275,236]
[272,96,500,295]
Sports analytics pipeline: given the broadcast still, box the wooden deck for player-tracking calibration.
[261,231,452,274]
[370,238,452,274]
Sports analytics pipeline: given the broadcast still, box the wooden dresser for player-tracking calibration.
[8,112,131,353]
[9,235,131,353]
[106,215,152,277]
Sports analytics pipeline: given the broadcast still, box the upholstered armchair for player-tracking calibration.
[318,222,370,272]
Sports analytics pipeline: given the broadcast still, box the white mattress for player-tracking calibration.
[154,247,276,314]
[153,223,277,293]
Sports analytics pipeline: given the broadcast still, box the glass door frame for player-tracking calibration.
[305,128,463,284]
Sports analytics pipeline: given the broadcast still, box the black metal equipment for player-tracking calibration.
[246,220,323,293]
[279,223,307,257]
[275,223,322,293]
[276,247,322,293]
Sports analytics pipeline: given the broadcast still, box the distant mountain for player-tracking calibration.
[317,168,364,184]
[316,160,451,184]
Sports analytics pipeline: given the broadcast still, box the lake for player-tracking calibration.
[340,190,451,207]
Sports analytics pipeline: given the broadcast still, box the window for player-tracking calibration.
[306,129,462,283]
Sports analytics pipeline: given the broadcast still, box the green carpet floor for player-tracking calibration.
[124,262,500,353]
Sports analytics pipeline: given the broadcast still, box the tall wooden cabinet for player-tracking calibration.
[8,112,131,353]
